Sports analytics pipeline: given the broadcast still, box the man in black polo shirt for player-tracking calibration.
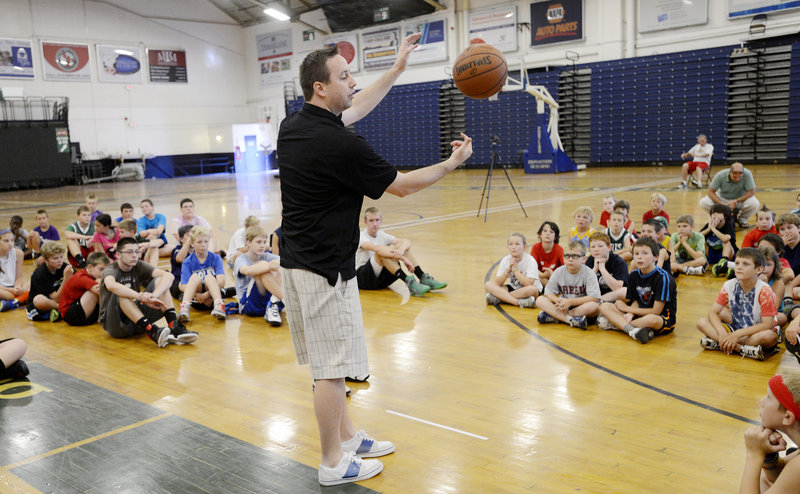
[278,35,473,486]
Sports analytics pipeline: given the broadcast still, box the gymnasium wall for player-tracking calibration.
[0,0,248,158]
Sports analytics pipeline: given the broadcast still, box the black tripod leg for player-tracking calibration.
[477,158,495,221]
[501,165,528,218]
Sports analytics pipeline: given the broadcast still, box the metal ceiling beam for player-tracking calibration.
[420,0,446,10]
[243,0,328,35]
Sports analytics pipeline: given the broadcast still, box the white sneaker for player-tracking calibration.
[518,296,537,308]
[740,344,765,360]
[486,293,501,305]
[700,336,720,350]
[318,451,383,486]
[265,302,281,326]
[691,178,703,188]
[685,265,706,276]
[596,315,614,331]
[341,430,395,458]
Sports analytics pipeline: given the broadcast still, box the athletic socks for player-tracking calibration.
[135,317,152,332]
[163,308,177,327]
[414,266,425,279]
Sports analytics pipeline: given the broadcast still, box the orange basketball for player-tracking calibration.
[452,44,507,99]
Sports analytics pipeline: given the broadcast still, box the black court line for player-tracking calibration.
[484,263,759,426]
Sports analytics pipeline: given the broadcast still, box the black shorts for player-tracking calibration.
[356,262,398,290]
[63,300,99,326]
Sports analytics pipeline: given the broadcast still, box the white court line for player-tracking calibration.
[383,176,679,230]
[385,409,489,440]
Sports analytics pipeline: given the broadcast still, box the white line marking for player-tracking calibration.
[383,176,679,230]
[385,409,489,440]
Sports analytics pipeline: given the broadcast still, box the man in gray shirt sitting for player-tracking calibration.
[699,162,759,228]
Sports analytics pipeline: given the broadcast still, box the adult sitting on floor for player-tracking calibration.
[699,162,759,229]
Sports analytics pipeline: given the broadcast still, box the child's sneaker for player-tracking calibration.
[518,296,537,308]
[785,337,800,365]
[265,301,281,326]
[596,315,614,330]
[537,311,557,324]
[685,265,706,276]
[15,291,29,305]
[211,300,226,320]
[740,344,764,360]
[568,315,588,329]
[630,327,655,343]
[341,430,395,458]
[318,452,383,486]
[168,320,198,344]
[177,302,191,322]
[419,273,447,290]
[700,336,720,350]
[49,309,61,322]
[406,277,430,297]
[145,324,170,348]
[345,374,370,383]
[711,259,729,277]
[486,293,500,305]
[0,299,19,312]
[1,359,29,380]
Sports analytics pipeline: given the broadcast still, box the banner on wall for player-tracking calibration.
[41,41,91,82]
[96,45,143,83]
[147,49,187,83]
[361,25,400,70]
[729,0,800,17]
[324,33,359,72]
[257,30,293,88]
[404,17,447,65]
[638,0,708,32]
[0,38,34,79]
[530,0,584,46]
[468,5,518,53]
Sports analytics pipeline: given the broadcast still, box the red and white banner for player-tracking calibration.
[148,49,187,83]
[41,41,91,82]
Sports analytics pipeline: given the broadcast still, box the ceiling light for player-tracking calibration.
[264,8,290,21]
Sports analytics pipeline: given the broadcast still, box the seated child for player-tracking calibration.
[640,219,672,274]
[115,203,136,224]
[86,193,103,222]
[585,232,628,303]
[614,200,636,237]
[26,241,72,321]
[599,195,616,227]
[597,237,676,343]
[0,228,28,311]
[92,214,119,259]
[642,193,670,233]
[670,214,707,276]
[569,206,595,248]
[9,215,31,259]
[534,240,600,329]
[790,191,800,216]
[742,206,778,248]
[699,204,738,277]
[696,247,778,360]
[170,225,193,300]
[485,233,542,308]
[137,199,172,265]
[0,337,28,380]
[58,252,110,326]
[738,369,800,493]
[530,221,564,288]
[64,205,95,269]
[117,220,149,260]
[234,226,284,326]
[759,247,787,327]
[28,209,60,264]
[178,226,226,321]
[757,233,794,286]
[228,215,260,268]
[606,211,632,261]
[778,214,800,299]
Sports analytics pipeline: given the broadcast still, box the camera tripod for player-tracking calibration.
[477,136,528,222]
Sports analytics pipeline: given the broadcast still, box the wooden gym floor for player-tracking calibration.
[0,164,799,493]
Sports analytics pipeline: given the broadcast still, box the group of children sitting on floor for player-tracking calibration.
[0,194,285,352]
[485,192,800,363]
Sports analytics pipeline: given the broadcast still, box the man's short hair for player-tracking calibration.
[589,232,610,245]
[140,198,154,207]
[118,219,137,233]
[643,218,664,232]
[179,198,194,208]
[633,237,660,257]
[736,247,766,268]
[87,251,110,267]
[697,134,707,140]
[117,237,138,251]
[364,206,381,220]
[730,162,745,173]
[246,226,267,243]
[776,213,800,229]
[758,233,784,252]
[77,205,90,215]
[676,214,694,226]
[40,241,66,259]
[299,45,339,101]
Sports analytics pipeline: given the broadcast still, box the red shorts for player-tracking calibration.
[685,161,709,173]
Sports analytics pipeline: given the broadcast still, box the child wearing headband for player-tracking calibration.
[740,368,800,493]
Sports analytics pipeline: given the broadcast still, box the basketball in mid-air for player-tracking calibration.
[452,44,507,99]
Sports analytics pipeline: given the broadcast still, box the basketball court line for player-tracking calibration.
[482,263,759,426]
[385,410,489,440]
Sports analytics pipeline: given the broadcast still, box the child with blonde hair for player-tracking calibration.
[569,206,595,248]
[228,215,261,268]
[642,192,669,232]
[599,195,616,227]
[485,233,542,308]
[27,241,72,321]
[178,226,227,321]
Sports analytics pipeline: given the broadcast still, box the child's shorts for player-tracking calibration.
[63,300,99,326]
[239,280,270,316]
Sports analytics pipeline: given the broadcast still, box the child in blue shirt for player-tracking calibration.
[233,226,283,326]
[177,226,226,321]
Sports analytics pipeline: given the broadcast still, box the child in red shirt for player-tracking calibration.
[59,252,110,326]
[530,221,564,288]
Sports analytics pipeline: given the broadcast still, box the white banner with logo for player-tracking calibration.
[361,24,401,70]
[405,17,447,65]
[96,45,143,83]
[468,5,518,52]
[41,41,92,82]
[257,30,293,88]
[0,38,34,79]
